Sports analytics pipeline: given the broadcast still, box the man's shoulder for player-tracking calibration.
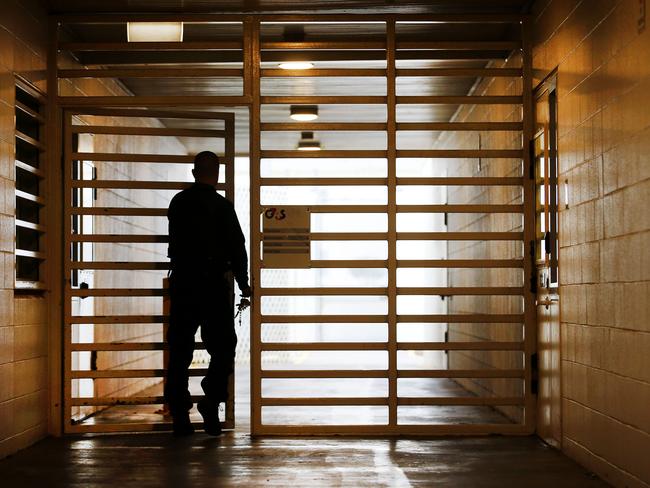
[215,192,234,210]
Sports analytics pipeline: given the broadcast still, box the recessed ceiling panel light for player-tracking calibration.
[127,22,184,42]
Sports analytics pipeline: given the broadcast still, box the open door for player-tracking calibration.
[62,107,236,433]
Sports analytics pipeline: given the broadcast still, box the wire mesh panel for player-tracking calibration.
[62,108,236,433]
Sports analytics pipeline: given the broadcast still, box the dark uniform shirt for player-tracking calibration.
[168,183,249,290]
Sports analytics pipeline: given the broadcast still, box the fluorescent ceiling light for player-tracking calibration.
[278,61,314,70]
[290,105,318,121]
[127,22,184,42]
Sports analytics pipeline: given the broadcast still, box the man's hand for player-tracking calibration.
[240,285,252,298]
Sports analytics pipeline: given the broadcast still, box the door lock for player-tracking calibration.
[536,296,558,309]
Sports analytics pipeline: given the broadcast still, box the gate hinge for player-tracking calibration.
[530,352,539,395]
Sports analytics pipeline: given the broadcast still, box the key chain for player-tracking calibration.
[234,295,251,327]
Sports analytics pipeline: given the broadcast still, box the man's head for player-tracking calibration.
[192,151,220,186]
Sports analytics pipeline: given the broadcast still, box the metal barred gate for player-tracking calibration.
[62,108,236,433]
[53,13,536,435]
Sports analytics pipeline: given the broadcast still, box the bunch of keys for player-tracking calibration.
[234,295,251,326]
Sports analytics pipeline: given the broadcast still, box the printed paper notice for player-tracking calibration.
[262,206,311,268]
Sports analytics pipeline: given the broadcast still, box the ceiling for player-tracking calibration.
[46,1,531,15]
[54,2,528,155]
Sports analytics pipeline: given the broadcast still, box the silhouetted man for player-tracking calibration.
[165,151,251,436]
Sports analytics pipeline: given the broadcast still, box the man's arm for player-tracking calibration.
[228,205,250,295]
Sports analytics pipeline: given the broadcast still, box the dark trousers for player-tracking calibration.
[164,272,237,416]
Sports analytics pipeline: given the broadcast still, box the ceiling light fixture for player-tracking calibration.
[278,61,314,70]
[290,105,319,121]
[278,25,312,70]
[297,132,321,151]
[127,22,184,42]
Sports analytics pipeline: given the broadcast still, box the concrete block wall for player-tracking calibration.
[532,0,650,485]
[0,0,189,458]
[0,0,50,461]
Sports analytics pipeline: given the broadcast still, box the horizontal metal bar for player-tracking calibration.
[398,341,524,350]
[309,232,385,240]
[261,69,386,77]
[260,287,522,296]
[262,316,387,324]
[396,41,520,50]
[71,152,194,163]
[261,370,388,379]
[396,204,523,213]
[309,260,387,268]
[262,342,386,351]
[70,342,205,351]
[64,107,235,120]
[70,234,169,243]
[59,68,242,78]
[70,288,166,297]
[397,259,523,268]
[261,177,386,186]
[71,125,227,138]
[70,208,167,216]
[397,177,523,185]
[398,369,525,379]
[70,369,207,379]
[54,13,525,23]
[70,342,175,351]
[397,95,522,104]
[59,41,242,51]
[259,341,523,351]
[69,261,169,270]
[261,150,387,158]
[260,397,388,406]
[261,96,386,104]
[70,395,203,407]
[396,122,522,131]
[396,149,522,158]
[261,41,385,50]
[397,314,524,323]
[261,122,386,131]
[396,68,522,77]
[70,180,216,191]
[397,232,523,240]
[261,287,386,296]
[397,287,524,295]
[397,397,524,406]
[59,96,252,107]
[68,315,168,324]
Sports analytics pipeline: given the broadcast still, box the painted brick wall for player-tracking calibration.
[0,0,188,458]
[532,0,650,486]
[0,0,50,460]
